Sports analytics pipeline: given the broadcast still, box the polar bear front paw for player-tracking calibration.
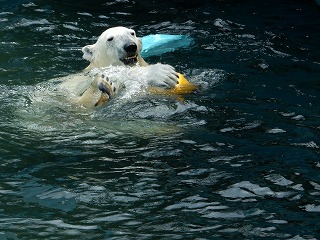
[145,63,179,88]
[98,73,121,96]
[94,73,122,106]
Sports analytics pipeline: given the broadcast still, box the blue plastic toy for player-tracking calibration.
[141,34,193,58]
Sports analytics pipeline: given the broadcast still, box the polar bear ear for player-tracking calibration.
[82,45,94,62]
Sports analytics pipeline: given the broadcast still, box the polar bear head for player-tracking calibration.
[82,26,147,70]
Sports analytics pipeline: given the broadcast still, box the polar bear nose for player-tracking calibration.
[124,43,137,54]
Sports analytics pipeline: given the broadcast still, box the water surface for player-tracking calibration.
[1,0,320,239]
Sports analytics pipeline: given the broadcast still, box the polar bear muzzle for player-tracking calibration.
[120,42,138,66]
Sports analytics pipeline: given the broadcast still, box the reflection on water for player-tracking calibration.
[1,0,320,239]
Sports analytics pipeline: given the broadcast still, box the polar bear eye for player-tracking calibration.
[107,37,114,42]
[130,32,135,36]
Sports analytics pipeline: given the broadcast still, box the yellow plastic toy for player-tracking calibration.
[172,73,197,94]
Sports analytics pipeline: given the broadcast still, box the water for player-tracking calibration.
[1,0,320,239]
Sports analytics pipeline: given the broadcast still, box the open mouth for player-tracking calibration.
[120,54,138,66]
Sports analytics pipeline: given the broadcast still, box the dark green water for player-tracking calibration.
[1,0,320,239]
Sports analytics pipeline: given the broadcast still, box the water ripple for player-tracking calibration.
[219,181,292,200]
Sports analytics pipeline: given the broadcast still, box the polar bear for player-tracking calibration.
[59,26,183,108]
